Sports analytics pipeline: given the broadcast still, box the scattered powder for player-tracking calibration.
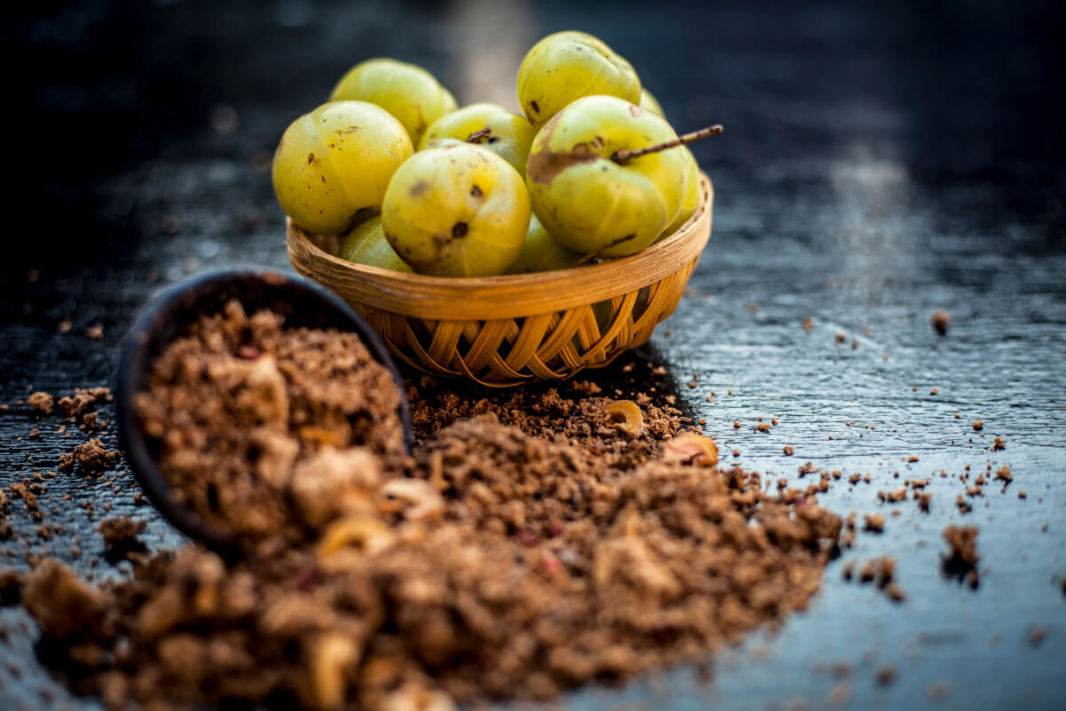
[3,304,844,710]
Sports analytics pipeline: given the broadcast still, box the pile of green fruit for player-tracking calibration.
[272,31,718,278]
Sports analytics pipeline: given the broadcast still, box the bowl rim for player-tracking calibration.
[287,174,714,321]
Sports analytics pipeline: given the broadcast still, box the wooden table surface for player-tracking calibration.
[2,0,1064,708]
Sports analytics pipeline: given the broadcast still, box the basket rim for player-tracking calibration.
[287,174,713,321]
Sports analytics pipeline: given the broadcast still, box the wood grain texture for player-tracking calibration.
[288,177,713,384]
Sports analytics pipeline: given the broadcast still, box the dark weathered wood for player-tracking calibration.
[1,1,1065,708]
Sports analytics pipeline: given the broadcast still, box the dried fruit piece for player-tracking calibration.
[316,516,396,559]
[381,683,456,711]
[605,400,643,437]
[290,448,382,529]
[661,433,718,467]
[378,478,445,521]
[307,631,361,710]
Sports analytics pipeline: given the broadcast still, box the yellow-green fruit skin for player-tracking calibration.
[507,214,582,273]
[337,216,412,273]
[639,89,665,117]
[526,95,687,258]
[517,31,641,128]
[382,143,530,277]
[419,103,535,176]
[272,101,413,235]
[330,58,457,145]
[664,147,700,235]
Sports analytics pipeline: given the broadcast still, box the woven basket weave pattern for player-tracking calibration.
[288,176,713,386]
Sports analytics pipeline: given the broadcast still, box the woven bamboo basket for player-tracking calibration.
[287,174,713,386]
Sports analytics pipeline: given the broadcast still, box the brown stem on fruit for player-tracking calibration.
[611,123,724,164]
[466,127,492,144]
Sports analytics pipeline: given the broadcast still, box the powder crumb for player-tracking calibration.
[942,525,980,588]
[884,582,906,603]
[991,436,1005,451]
[1029,626,1046,647]
[66,438,120,475]
[835,332,846,344]
[57,320,72,334]
[784,446,794,456]
[874,665,897,687]
[931,310,950,335]
[57,387,112,419]
[863,514,885,533]
[878,487,907,503]
[98,517,147,562]
[803,317,813,331]
[571,380,601,395]
[852,556,900,601]
[85,326,104,341]
[972,420,983,431]
[27,392,54,415]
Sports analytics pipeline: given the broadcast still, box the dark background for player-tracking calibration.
[2,0,1065,709]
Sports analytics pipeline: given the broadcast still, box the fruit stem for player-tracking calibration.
[611,123,723,164]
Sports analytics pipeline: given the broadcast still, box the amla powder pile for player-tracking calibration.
[10,303,843,710]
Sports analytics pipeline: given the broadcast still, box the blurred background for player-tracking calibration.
[2,0,1064,275]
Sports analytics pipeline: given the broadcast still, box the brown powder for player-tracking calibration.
[4,305,846,710]
[930,310,950,335]
[99,517,147,562]
[134,300,406,544]
[942,525,980,588]
[863,513,885,533]
[875,665,897,687]
[57,387,112,419]
[27,391,54,415]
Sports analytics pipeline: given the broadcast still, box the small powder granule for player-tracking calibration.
[3,308,846,710]
[942,525,980,588]
[931,310,950,335]
[98,516,147,562]
[863,513,885,533]
[27,391,54,415]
